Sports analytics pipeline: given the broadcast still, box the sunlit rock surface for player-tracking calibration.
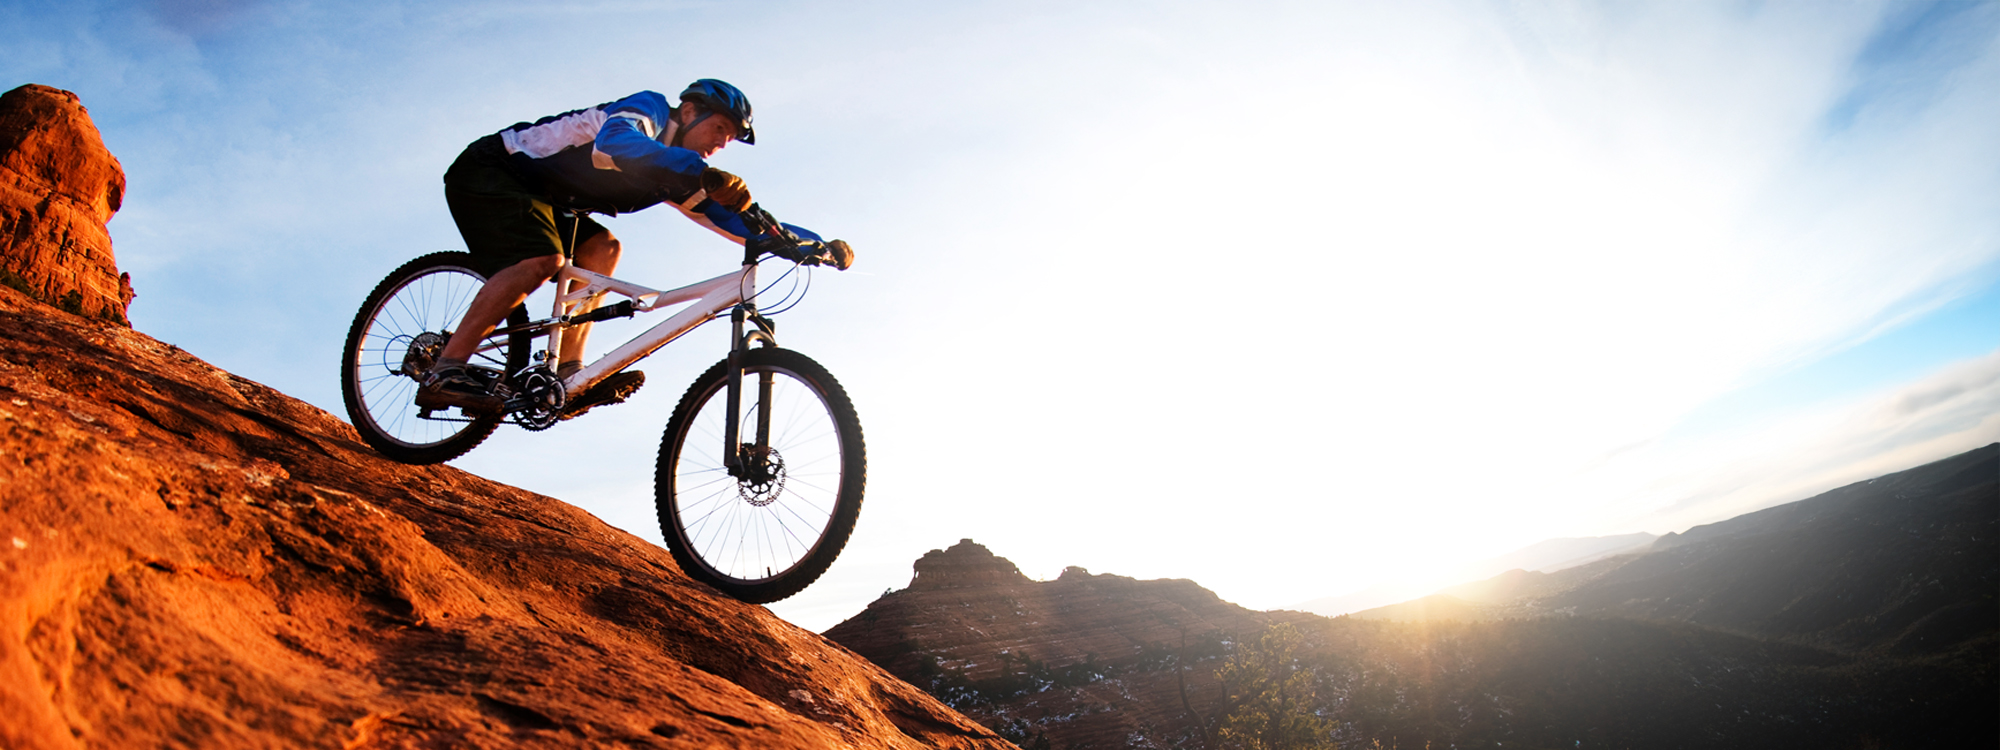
[0,85,131,324]
[0,281,1009,749]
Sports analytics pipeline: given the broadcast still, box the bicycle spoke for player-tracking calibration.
[657,349,862,601]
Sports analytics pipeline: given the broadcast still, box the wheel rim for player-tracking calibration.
[669,365,847,584]
[349,265,511,449]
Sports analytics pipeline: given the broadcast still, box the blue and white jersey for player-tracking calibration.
[496,91,749,238]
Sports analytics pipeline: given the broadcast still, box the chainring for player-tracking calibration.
[511,365,568,431]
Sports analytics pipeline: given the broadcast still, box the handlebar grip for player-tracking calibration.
[824,239,854,270]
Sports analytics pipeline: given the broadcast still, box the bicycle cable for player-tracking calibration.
[760,260,813,315]
[740,255,814,317]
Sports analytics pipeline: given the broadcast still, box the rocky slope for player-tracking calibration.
[825,540,1314,749]
[0,84,1010,748]
[0,279,1013,749]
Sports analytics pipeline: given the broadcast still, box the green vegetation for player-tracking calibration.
[0,265,127,326]
[0,265,31,295]
[1212,623,1336,750]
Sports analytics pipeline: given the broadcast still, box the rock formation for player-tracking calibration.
[0,282,1010,748]
[908,538,1033,590]
[826,540,1307,748]
[0,84,132,324]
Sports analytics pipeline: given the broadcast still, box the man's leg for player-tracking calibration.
[438,253,565,364]
[556,231,622,373]
[554,230,643,420]
[416,253,564,412]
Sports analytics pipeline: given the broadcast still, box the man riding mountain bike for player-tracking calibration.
[419,78,854,417]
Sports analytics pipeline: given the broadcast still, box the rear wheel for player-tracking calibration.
[340,252,528,464]
[656,348,866,603]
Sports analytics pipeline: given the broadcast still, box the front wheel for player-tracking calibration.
[656,348,866,603]
[340,252,528,464]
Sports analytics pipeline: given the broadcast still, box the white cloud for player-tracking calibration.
[1604,348,2000,537]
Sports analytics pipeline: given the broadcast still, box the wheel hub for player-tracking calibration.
[399,331,449,379]
[737,445,786,507]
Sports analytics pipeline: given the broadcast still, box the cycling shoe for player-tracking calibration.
[560,370,645,420]
[416,364,503,414]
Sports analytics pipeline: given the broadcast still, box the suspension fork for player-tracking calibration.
[722,301,780,479]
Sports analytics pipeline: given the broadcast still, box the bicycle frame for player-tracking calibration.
[483,259,775,476]
[482,262,755,391]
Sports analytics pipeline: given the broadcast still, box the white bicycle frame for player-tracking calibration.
[499,262,760,396]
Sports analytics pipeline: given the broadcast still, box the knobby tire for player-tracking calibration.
[656,348,866,603]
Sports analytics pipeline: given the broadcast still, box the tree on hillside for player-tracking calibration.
[1213,623,1337,750]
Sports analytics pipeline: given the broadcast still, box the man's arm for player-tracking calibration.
[592,92,761,240]
[593,91,707,193]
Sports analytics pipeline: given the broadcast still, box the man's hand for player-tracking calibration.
[745,231,800,261]
[825,240,856,271]
[701,168,753,212]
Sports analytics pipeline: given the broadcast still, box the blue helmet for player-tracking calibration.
[679,79,756,145]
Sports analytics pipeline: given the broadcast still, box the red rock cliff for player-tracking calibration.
[0,84,132,324]
[908,538,1033,590]
[0,286,1010,747]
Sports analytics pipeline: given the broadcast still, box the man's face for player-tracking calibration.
[679,112,739,158]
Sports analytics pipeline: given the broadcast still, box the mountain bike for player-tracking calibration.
[339,208,864,603]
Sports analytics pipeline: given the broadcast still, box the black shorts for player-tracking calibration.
[442,135,607,277]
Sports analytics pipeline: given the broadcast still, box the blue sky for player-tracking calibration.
[5,0,1996,630]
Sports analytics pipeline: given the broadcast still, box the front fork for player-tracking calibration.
[722,303,780,480]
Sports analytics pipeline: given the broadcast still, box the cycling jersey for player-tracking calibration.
[493,91,750,239]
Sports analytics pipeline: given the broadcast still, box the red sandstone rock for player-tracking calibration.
[0,84,131,324]
[826,540,1315,748]
[0,285,1010,750]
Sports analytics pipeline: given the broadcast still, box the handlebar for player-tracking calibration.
[740,204,853,270]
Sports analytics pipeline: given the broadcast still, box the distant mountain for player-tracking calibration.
[1349,554,1640,622]
[1285,585,1413,618]
[827,446,1999,749]
[1289,532,1655,617]
[1349,553,1640,621]
[1547,442,1998,653]
[1471,531,1656,574]
[1355,443,1999,655]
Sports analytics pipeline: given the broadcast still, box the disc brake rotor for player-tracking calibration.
[737,446,786,507]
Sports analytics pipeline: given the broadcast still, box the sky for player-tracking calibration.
[4,0,1997,631]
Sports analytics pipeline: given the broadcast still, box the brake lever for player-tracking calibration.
[740,204,832,266]
[740,204,795,241]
